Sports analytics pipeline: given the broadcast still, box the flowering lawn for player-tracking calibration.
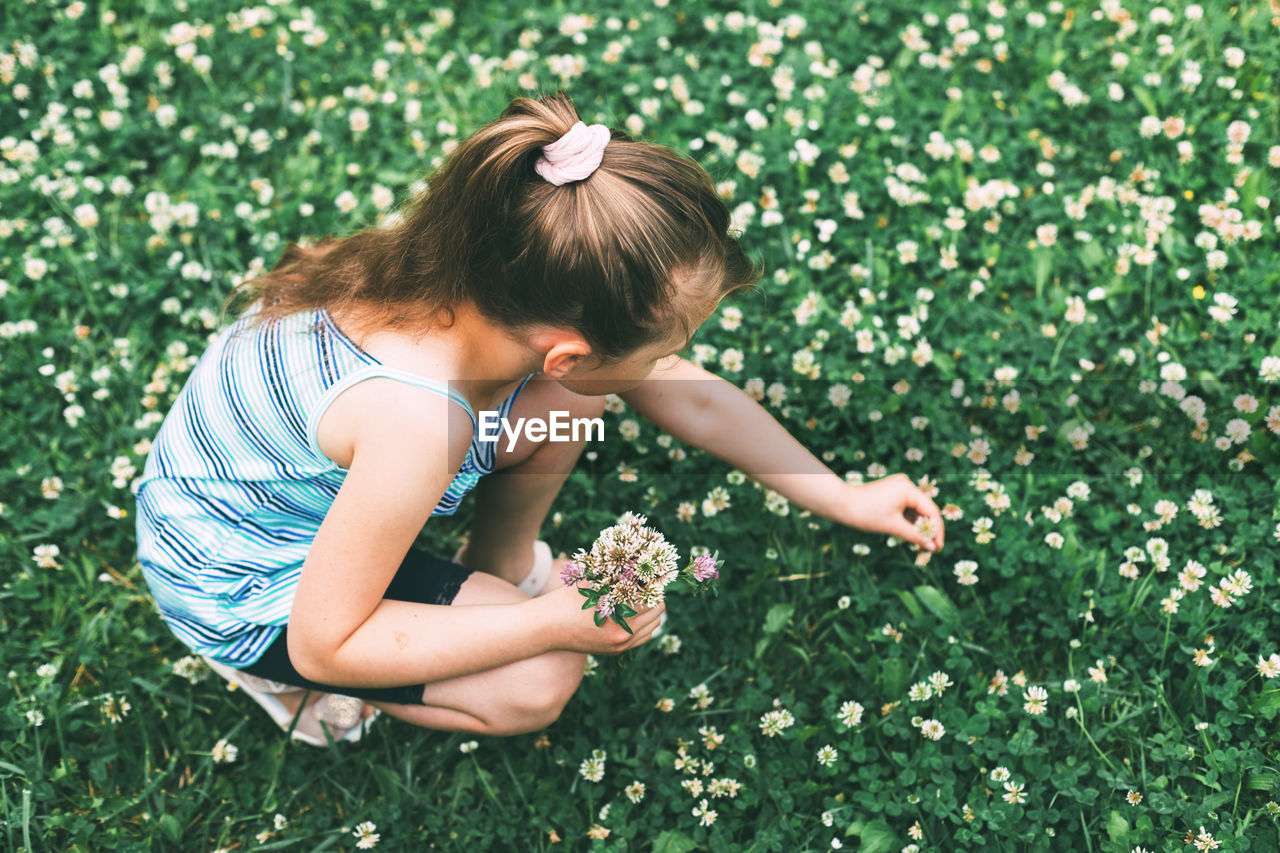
[3,0,1279,850]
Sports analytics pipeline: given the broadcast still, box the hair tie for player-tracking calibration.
[535,121,611,186]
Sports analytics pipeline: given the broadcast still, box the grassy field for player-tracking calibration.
[2,0,1279,850]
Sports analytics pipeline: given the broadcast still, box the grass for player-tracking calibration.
[2,0,1279,850]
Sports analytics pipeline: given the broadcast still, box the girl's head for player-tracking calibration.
[235,92,758,364]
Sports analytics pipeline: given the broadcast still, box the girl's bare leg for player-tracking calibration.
[456,376,606,587]
[369,379,606,734]
[367,572,588,735]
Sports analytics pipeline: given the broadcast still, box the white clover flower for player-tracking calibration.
[759,707,795,737]
[919,719,944,740]
[927,671,953,694]
[1064,296,1086,324]
[1208,292,1238,322]
[837,700,864,728]
[719,348,744,373]
[212,739,238,763]
[171,656,208,683]
[954,560,979,585]
[1023,685,1048,715]
[33,544,61,569]
[578,748,607,782]
[351,821,380,849]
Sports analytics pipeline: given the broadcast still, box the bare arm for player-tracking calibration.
[622,357,850,518]
[621,357,944,551]
[288,380,649,689]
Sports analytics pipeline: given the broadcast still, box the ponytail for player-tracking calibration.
[230,91,760,359]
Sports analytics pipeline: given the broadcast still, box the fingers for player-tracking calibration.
[613,602,664,651]
[627,604,666,649]
[628,601,665,635]
[917,494,945,551]
[587,600,665,655]
[903,484,945,552]
[891,515,933,551]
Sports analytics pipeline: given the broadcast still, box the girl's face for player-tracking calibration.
[549,276,724,395]
[554,327,689,396]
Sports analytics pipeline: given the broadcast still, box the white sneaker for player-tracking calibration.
[454,540,554,597]
[202,657,376,747]
[652,610,669,638]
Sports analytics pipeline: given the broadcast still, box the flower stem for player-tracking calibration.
[968,585,988,623]
[1126,566,1158,614]
[1159,613,1171,672]
[1072,693,1118,775]
[1198,725,1223,774]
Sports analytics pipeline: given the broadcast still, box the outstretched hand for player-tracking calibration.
[840,473,945,553]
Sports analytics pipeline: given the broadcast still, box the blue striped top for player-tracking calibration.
[135,306,534,667]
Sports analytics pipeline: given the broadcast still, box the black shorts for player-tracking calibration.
[237,548,472,706]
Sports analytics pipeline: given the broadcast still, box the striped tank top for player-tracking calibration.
[135,306,534,667]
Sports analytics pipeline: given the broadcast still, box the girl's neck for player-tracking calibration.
[444,301,545,408]
[333,300,543,410]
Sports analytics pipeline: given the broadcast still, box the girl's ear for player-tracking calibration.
[541,339,591,378]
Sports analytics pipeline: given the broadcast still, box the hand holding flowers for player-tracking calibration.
[561,512,721,633]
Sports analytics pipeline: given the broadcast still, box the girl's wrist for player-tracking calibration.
[813,478,866,529]
[522,590,569,654]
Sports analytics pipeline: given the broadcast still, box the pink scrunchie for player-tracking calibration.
[534,121,611,186]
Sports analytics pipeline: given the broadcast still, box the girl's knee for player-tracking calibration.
[488,652,585,735]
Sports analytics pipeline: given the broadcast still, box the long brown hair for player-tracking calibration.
[228,92,760,360]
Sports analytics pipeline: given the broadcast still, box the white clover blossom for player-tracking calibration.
[212,739,238,763]
[919,719,945,740]
[954,560,979,585]
[352,821,380,849]
[759,707,795,737]
[837,700,864,728]
[579,748,607,782]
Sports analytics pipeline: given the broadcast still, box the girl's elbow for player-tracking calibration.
[285,628,335,683]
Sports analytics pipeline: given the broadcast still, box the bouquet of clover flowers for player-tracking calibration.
[561,512,721,633]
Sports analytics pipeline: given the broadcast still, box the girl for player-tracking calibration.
[135,92,945,745]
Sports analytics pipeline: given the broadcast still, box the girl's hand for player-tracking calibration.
[532,584,666,655]
[841,473,945,552]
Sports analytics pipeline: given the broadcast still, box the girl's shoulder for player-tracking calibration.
[314,303,478,465]
[313,366,476,470]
